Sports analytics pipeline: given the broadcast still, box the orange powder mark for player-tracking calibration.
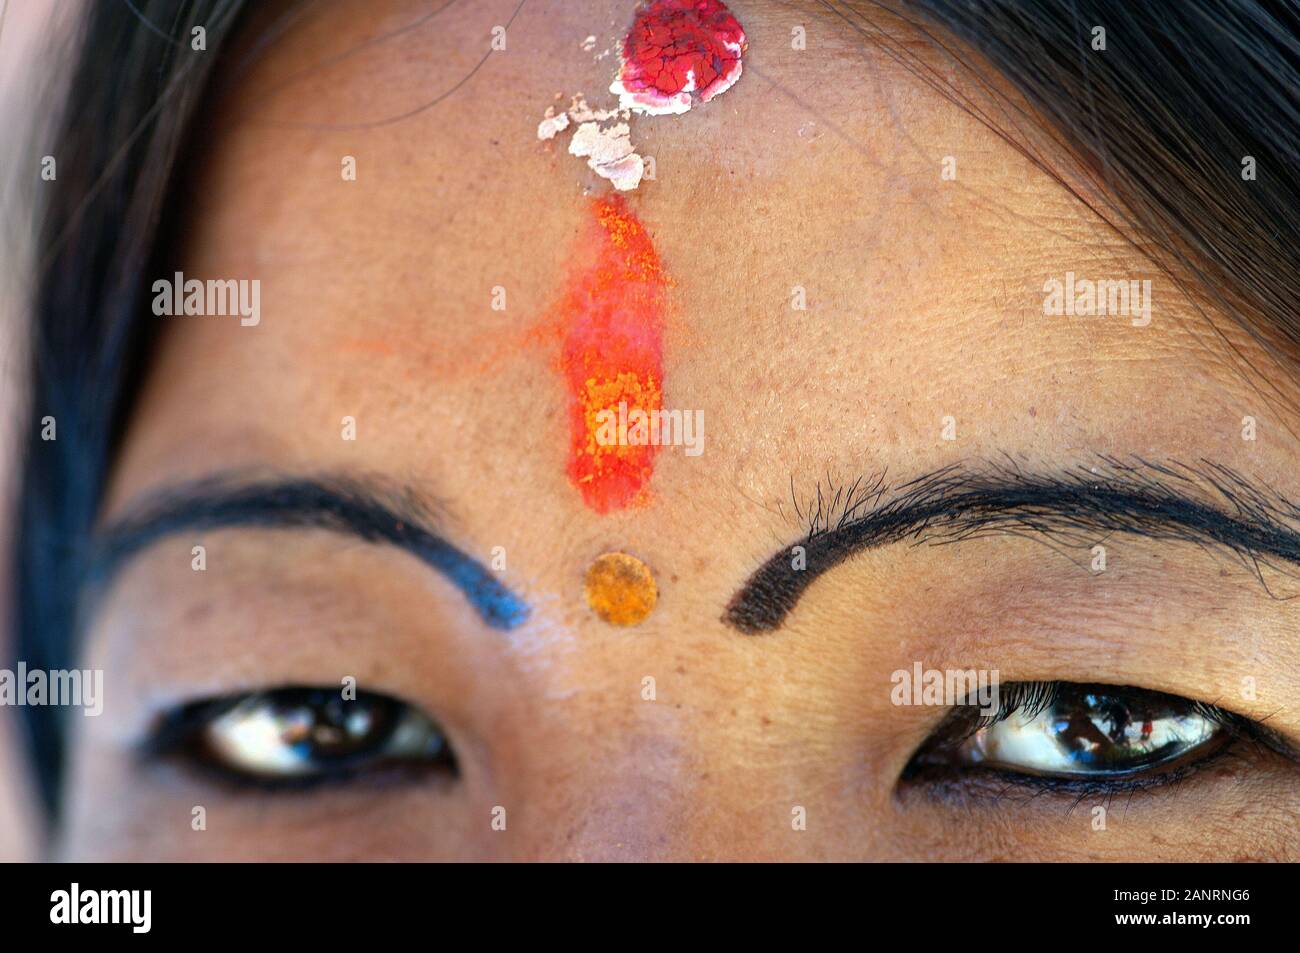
[583,551,658,625]
[556,195,670,512]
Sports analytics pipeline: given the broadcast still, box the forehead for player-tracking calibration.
[107,0,1300,531]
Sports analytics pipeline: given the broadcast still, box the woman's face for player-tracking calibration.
[62,0,1300,859]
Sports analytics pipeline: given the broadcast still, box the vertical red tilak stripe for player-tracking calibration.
[557,195,669,513]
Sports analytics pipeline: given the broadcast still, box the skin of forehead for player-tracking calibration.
[105,0,1300,557]
[100,0,1300,640]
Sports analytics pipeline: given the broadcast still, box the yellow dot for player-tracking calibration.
[583,551,657,626]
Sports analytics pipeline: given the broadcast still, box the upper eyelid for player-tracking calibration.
[142,685,427,754]
[928,681,1258,743]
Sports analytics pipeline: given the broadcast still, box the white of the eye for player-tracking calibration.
[960,706,1220,776]
[388,712,439,757]
[206,704,317,776]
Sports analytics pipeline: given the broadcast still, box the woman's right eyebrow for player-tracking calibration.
[725,456,1300,634]
[89,471,530,630]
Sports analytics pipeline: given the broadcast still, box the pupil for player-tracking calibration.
[274,689,397,763]
[1048,688,1192,772]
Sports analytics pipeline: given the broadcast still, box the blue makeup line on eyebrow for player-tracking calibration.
[90,474,530,630]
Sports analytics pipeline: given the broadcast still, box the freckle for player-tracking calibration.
[1028,406,1037,418]
[760,716,771,727]
[583,551,658,626]
[182,601,214,624]
[675,665,687,675]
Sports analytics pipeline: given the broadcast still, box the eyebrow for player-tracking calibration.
[725,456,1300,633]
[90,473,530,630]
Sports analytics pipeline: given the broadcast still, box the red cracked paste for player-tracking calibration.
[614,0,747,114]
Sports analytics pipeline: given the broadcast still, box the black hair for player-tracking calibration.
[15,0,251,816]
[12,0,1300,825]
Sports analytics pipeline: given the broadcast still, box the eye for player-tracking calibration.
[905,682,1241,787]
[150,686,455,786]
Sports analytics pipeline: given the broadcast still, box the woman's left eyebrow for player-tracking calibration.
[89,471,530,630]
[726,456,1300,634]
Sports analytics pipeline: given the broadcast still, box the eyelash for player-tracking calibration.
[901,681,1289,804]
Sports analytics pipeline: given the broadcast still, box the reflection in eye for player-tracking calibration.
[151,687,454,785]
[908,682,1239,784]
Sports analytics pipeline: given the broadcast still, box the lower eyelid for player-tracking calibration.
[147,746,457,796]
[897,737,1253,808]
